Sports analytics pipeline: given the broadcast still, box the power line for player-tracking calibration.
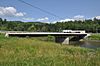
[17,0,63,19]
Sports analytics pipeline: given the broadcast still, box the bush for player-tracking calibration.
[47,35,55,42]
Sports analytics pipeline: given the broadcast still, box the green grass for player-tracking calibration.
[88,33,100,40]
[0,34,100,66]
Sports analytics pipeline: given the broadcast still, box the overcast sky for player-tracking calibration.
[0,0,100,22]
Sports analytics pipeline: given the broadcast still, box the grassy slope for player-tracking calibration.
[0,34,100,66]
[88,33,100,40]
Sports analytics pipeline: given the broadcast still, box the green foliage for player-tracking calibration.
[0,34,100,66]
[47,35,55,42]
[28,25,36,31]
[88,34,100,40]
[0,18,100,33]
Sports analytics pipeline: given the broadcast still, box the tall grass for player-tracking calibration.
[0,34,100,66]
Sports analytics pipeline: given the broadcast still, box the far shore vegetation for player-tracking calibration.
[87,33,100,40]
[0,18,100,33]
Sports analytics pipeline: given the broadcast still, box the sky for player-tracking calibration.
[0,0,100,23]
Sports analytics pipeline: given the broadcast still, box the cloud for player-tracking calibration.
[52,15,85,23]
[51,19,74,23]
[22,17,49,22]
[36,17,49,21]
[95,16,100,19]
[22,18,35,21]
[59,19,74,22]
[0,7,25,17]
[91,16,100,20]
[73,15,85,21]
[74,15,84,18]
[15,12,25,17]
[22,17,74,23]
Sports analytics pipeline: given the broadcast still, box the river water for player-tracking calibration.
[70,40,100,49]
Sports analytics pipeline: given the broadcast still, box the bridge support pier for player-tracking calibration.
[55,36,69,44]
[5,33,9,37]
[62,37,69,44]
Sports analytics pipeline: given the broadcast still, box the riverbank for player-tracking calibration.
[0,34,100,66]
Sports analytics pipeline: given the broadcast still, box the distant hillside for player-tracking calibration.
[0,18,100,33]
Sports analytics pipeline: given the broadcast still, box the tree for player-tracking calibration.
[41,26,47,32]
[0,18,3,22]
[28,25,36,31]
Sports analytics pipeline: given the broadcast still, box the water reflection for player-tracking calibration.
[70,40,100,49]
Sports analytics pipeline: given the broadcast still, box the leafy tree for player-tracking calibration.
[28,25,36,31]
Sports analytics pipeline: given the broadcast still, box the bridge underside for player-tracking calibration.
[7,33,86,36]
[55,35,86,44]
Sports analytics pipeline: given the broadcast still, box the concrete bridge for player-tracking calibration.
[5,32,88,44]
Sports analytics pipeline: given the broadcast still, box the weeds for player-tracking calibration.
[0,34,100,66]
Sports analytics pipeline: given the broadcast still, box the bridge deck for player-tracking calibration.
[5,32,87,37]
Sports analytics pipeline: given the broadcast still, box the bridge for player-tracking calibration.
[5,32,89,44]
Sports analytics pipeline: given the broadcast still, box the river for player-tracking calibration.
[70,40,100,49]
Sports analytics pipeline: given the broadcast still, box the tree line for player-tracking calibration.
[0,18,100,33]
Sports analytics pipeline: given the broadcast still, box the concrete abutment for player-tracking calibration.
[55,36,69,44]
